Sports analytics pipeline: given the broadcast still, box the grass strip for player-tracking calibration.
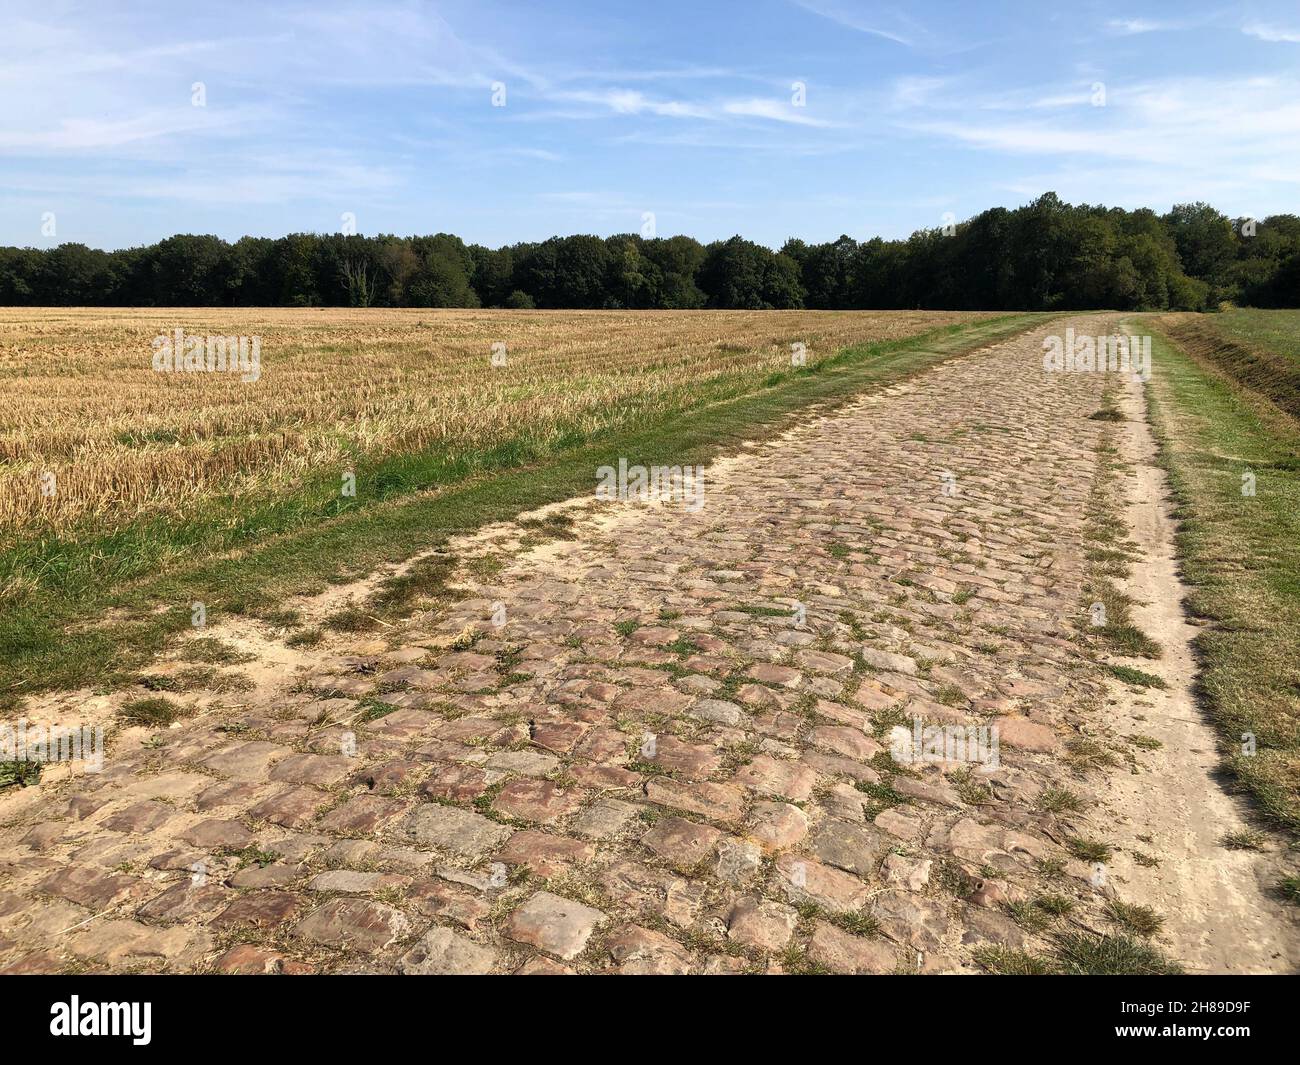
[1142,317,1300,832]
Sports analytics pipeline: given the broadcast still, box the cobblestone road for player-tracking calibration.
[1,317,1161,974]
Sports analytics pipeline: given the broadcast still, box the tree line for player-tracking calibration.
[2,193,1295,311]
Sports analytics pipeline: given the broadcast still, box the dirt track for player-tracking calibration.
[1090,357,1299,973]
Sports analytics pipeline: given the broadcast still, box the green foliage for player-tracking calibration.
[1105,664,1168,688]
[6,194,1296,309]
[0,760,42,788]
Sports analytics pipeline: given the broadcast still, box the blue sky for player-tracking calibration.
[3,0,1298,250]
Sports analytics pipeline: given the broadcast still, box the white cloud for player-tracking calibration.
[721,98,835,127]
[1106,18,1171,35]
[1243,21,1300,43]
[544,87,837,127]
[0,107,270,152]
[550,89,711,119]
[790,1,917,45]
[890,76,951,109]
[896,73,1300,215]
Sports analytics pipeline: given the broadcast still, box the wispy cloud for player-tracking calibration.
[721,98,835,126]
[3,0,1296,249]
[0,106,272,152]
[1243,21,1300,43]
[1106,17,1173,35]
[537,87,837,127]
[890,76,951,109]
[1105,12,1231,37]
[896,72,1300,208]
[790,1,918,45]
[552,89,712,119]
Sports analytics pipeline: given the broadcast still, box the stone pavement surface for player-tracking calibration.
[2,317,1140,974]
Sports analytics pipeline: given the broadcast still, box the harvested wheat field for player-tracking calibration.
[0,308,993,540]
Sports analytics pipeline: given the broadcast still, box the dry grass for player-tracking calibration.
[0,307,992,540]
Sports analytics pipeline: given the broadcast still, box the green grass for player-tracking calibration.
[355,696,400,723]
[285,627,323,649]
[1105,664,1168,689]
[1088,404,1126,422]
[1036,785,1085,814]
[1065,836,1113,863]
[1220,829,1267,851]
[0,313,1049,701]
[1064,736,1119,772]
[231,845,279,868]
[824,909,880,937]
[1006,900,1053,933]
[176,637,254,665]
[933,683,966,707]
[1034,894,1075,917]
[518,513,578,542]
[1162,309,1300,421]
[1105,899,1165,937]
[139,667,252,694]
[1035,857,1067,878]
[117,696,187,727]
[972,946,1056,975]
[1099,621,1163,658]
[854,778,906,814]
[1144,318,1300,832]
[1005,894,1077,932]
[1212,309,1300,360]
[975,933,1182,975]
[1053,933,1182,975]
[1082,422,1163,661]
[732,603,796,617]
